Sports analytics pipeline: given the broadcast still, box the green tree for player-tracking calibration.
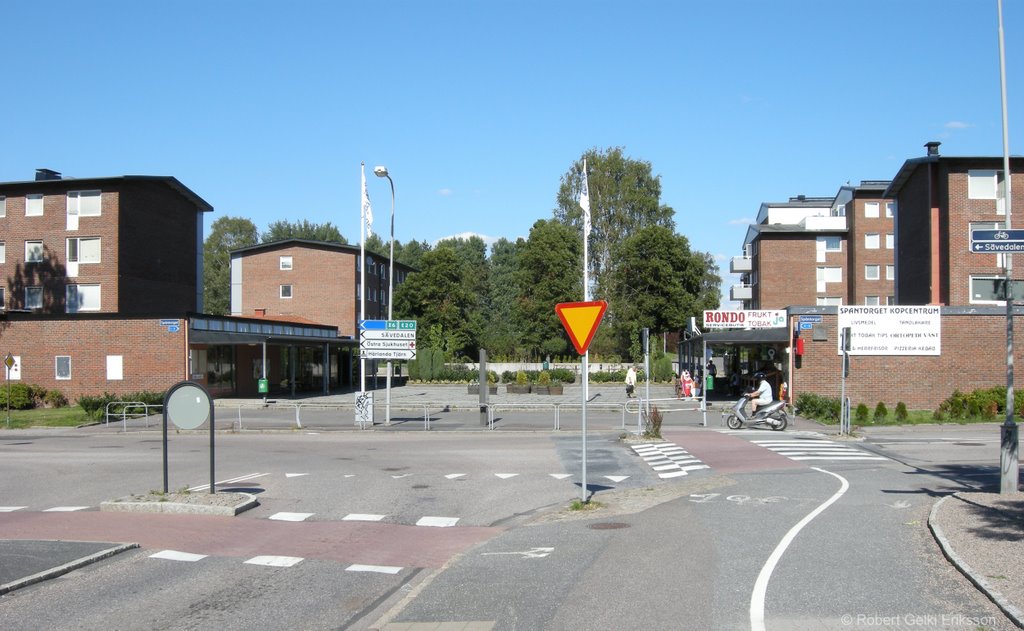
[481,237,525,357]
[606,225,720,361]
[554,147,676,296]
[514,219,582,357]
[393,239,431,269]
[393,245,480,359]
[261,219,346,244]
[203,216,258,315]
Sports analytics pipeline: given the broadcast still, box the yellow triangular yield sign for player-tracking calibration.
[555,301,608,355]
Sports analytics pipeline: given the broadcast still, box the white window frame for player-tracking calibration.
[25,240,43,263]
[55,356,71,381]
[816,296,842,306]
[67,237,101,264]
[864,202,880,218]
[970,275,1009,305]
[968,170,1003,200]
[885,233,894,249]
[0,287,5,311]
[864,296,880,306]
[0,195,6,217]
[67,190,102,217]
[25,287,42,310]
[25,194,43,217]
[279,255,293,270]
[886,264,895,280]
[865,265,880,280]
[66,284,101,312]
[0,241,5,264]
[817,266,842,283]
[865,233,880,249]
[819,236,842,252]
[885,201,894,218]
[280,284,293,299]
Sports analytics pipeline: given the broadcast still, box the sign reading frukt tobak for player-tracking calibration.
[703,310,786,329]
[838,306,941,356]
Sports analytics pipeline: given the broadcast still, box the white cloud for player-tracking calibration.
[437,188,453,196]
[729,218,754,225]
[434,231,500,247]
[944,121,972,129]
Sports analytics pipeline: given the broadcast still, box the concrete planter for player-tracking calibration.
[467,384,498,395]
[506,384,531,394]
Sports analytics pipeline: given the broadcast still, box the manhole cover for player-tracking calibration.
[588,522,631,530]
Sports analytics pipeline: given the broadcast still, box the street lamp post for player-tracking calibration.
[374,166,395,425]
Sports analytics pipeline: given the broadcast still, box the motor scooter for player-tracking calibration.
[723,392,788,430]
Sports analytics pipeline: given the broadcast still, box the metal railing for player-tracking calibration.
[105,401,163,431]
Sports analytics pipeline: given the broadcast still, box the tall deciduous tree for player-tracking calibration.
[261,219,346,244]
[514,220,582,357]
[606,225,720,361]
[554,147,676,297]
[481,237,525,357]
[202,216,259,315]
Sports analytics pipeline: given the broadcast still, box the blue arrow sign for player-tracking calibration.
[358,320,387,331]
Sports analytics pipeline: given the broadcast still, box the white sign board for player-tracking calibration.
[354,391,373,427]
[361,349,416,360]
[838,306,941,355]
[703,310,786,330]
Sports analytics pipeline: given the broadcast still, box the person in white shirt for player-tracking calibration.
[747,371,773,415]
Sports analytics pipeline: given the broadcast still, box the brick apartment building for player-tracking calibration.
[0,170,349,401]
[731,181,894,309]
[229,239,414,339]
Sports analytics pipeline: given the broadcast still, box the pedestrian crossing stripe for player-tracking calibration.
[752,439,889,461]
[631,442,710,478]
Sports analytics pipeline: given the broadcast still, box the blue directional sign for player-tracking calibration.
[971,229,1024,253]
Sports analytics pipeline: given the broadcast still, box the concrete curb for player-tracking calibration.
[928,494,1024,629]
[100,492,259,516]
[0,542,139,596]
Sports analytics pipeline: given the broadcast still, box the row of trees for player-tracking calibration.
[202,147,722,363]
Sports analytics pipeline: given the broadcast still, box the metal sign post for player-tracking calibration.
[162,381,215,494]
[4,353,13,428]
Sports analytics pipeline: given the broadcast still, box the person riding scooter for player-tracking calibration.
[747,371,773,416]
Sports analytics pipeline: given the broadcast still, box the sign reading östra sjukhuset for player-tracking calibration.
[838,306,941,355]
[703,310,786,330]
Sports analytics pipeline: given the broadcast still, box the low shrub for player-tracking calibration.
[0,383,34,410]
[794,392,841,423]
[895,402,908,422]
[855,403,870,423]
[44,389,68,408]
[873,402,888,422]
[644,405,663,439]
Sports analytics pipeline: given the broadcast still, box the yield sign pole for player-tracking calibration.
[556,301,608,503]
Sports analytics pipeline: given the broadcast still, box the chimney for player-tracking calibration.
[254,308,267,317]
[925,141,941,157]
[35,168,62,181]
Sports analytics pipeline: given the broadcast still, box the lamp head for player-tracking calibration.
[373,166,389,178]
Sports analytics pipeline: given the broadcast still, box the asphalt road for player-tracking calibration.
[0,418,1019,630]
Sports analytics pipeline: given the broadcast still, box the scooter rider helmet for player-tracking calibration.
[754,371,765,380]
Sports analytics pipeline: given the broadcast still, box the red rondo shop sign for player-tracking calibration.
[703,309,787,330]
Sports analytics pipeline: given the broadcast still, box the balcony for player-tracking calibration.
[730,284,753,301]
[730,255,753,273]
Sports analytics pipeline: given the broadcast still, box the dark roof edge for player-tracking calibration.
[0,174,212,213]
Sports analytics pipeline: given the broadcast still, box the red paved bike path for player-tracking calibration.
[0,511,502,568]
[662,429,806,474]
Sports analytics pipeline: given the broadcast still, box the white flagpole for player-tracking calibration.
[580,158,591,503]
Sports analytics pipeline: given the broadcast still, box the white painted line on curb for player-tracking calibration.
[269,512,314,522]
[150,550,207,562]
[0,507,27,512]
[416,516,459,527]
[342,514,386,522]
[244,555,303,568]
[43,506,89,512]
[346,564,403,574]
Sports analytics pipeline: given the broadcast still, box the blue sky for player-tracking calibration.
[2,1,1021,305]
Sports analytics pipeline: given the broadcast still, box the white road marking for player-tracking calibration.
[43,506,89,512]
[604,475,629,482]
[416,516,460,527]
[391,474,411,479]
[150,550,207,562]
[189,472,269,492]
[494,473,519,479]
[285,473,309,478]
[245,555,303,567]
[344,474,356,478]
[0,507,27,512]
[445,473,467,479]
[347,564,403,574]
[342,513,386,522]
[481,547,554,559]
[269,512,314,522]
[631,442,710,477]
[750,468,849,631]
[550,473,572,480]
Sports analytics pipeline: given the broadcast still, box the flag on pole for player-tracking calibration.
[579,158,591,238]
[361,164,374,237]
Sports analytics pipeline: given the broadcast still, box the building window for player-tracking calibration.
[865,265,880,280]
[0,241,5,263]
[817,267,842,283]
[280,256,292,270]
[887,264,895,280]
[55,356,71,380]
[67,190,102,217]
[865,233,880,249]
[25,287,42,309]
[25,241,44,263]
[0,287,5,310]
[887,295,896,305]
[818,236,842,252]
[280,284,292,299]
[968,170,1004,200]
[970,276,1011,304]
[864,296,880,305]
[864,202,880,218]
[66,284,101,312]
[67,237,101,264]
[0,195,6,217]
[25,194,43,217]
[885,201,894,218]
[816,296,842,306]
[885,233,894,249]
[107,355,123,381]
